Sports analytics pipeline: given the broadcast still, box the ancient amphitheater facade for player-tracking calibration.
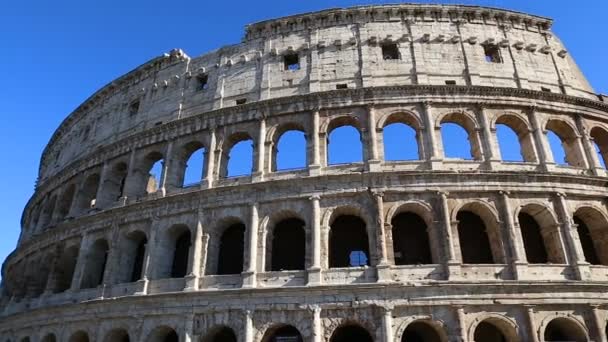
[3,4,608,342]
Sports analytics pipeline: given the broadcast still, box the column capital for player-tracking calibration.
[498,190,511,197]
[556,192,567,198]
[436,190,449,197]
[309,194,321,201]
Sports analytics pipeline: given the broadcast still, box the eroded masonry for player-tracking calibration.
[2,4,608,342]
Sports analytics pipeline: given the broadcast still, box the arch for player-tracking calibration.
[223,132,254,178]
[41,334,56,342]
[103,328,130,342]
[19,338,30,342]
[261,324,303,342]
[100,161,128,206]
[200,326,237,342]
[116,230,148,284]
[543,317,588,342]
[50,245,79,293]
[454,201,504,264]
[495,113,536,163]
[383,123,420,161]
[329,214,370,268]
[439,112,482,160]
[457,210,495,264]
[68,331,89,342]
[132,151,164,197]
[573,206,608,265]
[269,218,306,271]
[470,316,519,342]
[377,111,423,131]
[56,184,76,219]
[39,195,57,229]
[147,326,179,342]
[545,119,585,167]
[326,115,364,165]
[590,126,608,168]
[391,212,432,265]
[217,222,246,275]
[397,318,448,342]
[517,203,565,264]
[171,227,192,278]
[274,129,307,171]
[176,141,206,187]
[80,238,109,289]
[330,323,373,342]
[76,173,101,213]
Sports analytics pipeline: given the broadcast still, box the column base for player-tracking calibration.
[591,167,607,177]
[251,172,264,182]
[574,262,591,281]
[367,159,382,172]
[183,274,199,292]
[200,179,213,189]
[308,164,322,176]
[512,261,528,281]
[486,159,502,171]
[446,261,461,280]
[376,263,392,283]
[241,271,257,288]
[307,267,322,286]
[134,278,149,296]
[428,158,443,170]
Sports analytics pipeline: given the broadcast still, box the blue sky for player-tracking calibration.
[1,0,607,280]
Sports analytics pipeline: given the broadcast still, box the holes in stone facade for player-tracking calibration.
[330,324,373,342]
[225,134,254,177]
[50,246,79,293]
[518,213,549,264]
[171,229,191,278]
[391,212,432,265]
[544,318,587,342]
[541,87,552,93]
[329,215,369,268]
[382,43,400,60]
[383,123,419,161]
[483,44,502,63]
[128,100,140,116]
[328,123,363,165]
[68,331,89,342]
[103,329,130,342]
[262,325,303,342]
[270,218,305,271]
[80,239,109,289]
[336,84,348,89]
[284,53,300,71]
[236,98,247,105]
[402,321,443,342]
[217,223,245,275]
[445,80,456,85]
[197,74,209,91]
[457,211,494,264]
[275,130,307,171]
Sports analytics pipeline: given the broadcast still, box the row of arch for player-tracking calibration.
[11,198,608,298]
[27,108,608,237]
[13,313,595,342]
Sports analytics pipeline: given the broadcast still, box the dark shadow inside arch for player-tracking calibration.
[104,329,130,342]
[80,239,109,289]
[329,215,369,268]
[171,230,191,278]
[474,322,507,342]
[262,325,303,342]
[130,233,147,282]
[519,213,549,264]
[203,327,237,342]
[271,218,306,271]
[218,223,246,275]
[68,331,89,342]
[330,324,373,342]
[544,318,587,342]
[51,246,79,293]
[457,211,494,264]
[574,216,601,265]
[402,321,442,342]
[41,335,56,342]
[391,212,432,265]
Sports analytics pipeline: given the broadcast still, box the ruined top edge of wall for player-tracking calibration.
[244,4,553,41]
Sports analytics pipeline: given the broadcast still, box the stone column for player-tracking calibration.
[525,306,540,342]
[244,310,254,342]
[243,203,259,288]
[499,191,528,279]
[477,104,501,168]
[439,192,459,279]
[136,217,160,295]
[202,128,217,189]
[308,195,322,285]
[381,306,394,342]
[312,306,322,342]
[158,141,174,196]
[528,106,553,171]
[554,193,590,280]
[592,306,608,342]
[120,149,138,203]
[367,106,381,171]
[70,233,92,291]
[253,116,266,181]
[101,223,121,286]
[422,102,441,168]
[309,109,322,175]
[93,162,110,209]
[184,313,196,342]
[456,307,467,342]
[373,191,391,282]
[185,213,204,291]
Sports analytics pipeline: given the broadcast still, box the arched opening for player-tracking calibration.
[545,120,585,167]
[518,212,549,264]
[20,338,30,342]
[391,212,432,265]
[104,329,130,342]
[225,135,254,177]
[330,324,373,342]
[76,174,101,213]
[122,231,148,283]
[328,124,363,165]
[56,184,76,219]
[402,321,443,342]
[574,207,608,265]
[131,151,164,198]
[383,123,419,161]
[329,215,370,268]
[171,229,191,278]
[148,159,163,193]
[473,322,507,342]
[457,211,494,264]
[275,129,307,171]
[39,195,57,228]
[574,216,601,265]
[217,223,245,275]
[441,113,481,160]
[41,334,56,342]
[177,142,206,187]
[148,327,179,342]
[544,317,588,342]
[51,245,79,293]
[68,331,89,342]
[270,218,306,271]
[590,127,608,168]
[496,124,524,162]
[262,325,303,342]
[100,162,128,205]
[80,239,109,289]
[202,327,237,342]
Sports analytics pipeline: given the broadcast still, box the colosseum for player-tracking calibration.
[2,3,608,342]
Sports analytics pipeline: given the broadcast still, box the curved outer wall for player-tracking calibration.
[3,4,608,342]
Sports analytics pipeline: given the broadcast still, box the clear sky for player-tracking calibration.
[1,0,607,281]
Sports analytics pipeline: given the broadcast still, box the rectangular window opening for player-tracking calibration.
[483,44,503,63]
[284,53,300,71]
[382,43,401,60]
[129,100,140,116]
[236,98,247,105]
[197,74,209,91]
[336,84,348,89]
[541,87,552,93]
[445,80,456,85]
